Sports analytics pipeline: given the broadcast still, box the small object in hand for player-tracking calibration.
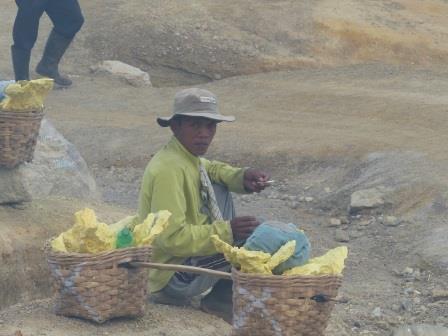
[257,180,275,185]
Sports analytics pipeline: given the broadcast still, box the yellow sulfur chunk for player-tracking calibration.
[79,222,115,253]
[62,228,80,252]
[74,208,97,229]
[51,233,67,252]
[72,208,115,253]
[266,240,296,271]
[283,246,348,276]
[57,208,115,253]
[211,235,240,266]
[0,78,53,111]
[151,210,171,237]
[211,235,275,274]
[133,210,171,246]
[133,213,156,246]
[51,208,172,253]
[238,249,272,274]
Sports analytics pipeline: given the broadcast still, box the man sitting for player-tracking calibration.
[137,88,270,322]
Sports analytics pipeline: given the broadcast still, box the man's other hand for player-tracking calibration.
[230,216,260,240]
[243,168,271,193]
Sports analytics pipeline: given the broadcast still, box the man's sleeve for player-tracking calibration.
[203,159,247,193]
[141,166,233,258]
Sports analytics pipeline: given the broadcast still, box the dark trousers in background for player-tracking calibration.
[13,0,84,52]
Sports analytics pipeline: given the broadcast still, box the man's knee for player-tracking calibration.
[55,13,84,39]
[72,12,84,34]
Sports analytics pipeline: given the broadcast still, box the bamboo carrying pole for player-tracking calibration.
[124,261,232,280]
[120,262,348,303]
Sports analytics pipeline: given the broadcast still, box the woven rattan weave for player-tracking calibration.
[46,246,151,323]
[0,109,44,168]
[232,269,342,336]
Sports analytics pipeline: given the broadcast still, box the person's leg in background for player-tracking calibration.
[11,0,48,81]
[36,0,84,87]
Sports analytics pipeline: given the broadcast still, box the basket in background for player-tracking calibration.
[46,246,151,323]
[0,108,44,168]
[232,268,342,336]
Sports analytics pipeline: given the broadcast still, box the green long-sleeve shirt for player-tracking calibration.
[138,136,246,292]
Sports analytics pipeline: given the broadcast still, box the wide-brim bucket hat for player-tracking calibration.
[157,88,235,127]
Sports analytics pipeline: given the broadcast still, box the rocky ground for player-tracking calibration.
[1,0,448,335]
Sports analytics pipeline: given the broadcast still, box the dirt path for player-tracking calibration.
[0,299,232,336]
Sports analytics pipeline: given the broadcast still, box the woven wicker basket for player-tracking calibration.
[46,246,151,323]
[0,108,44,168]
[232,269,342,336]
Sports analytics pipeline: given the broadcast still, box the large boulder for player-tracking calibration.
[0,118,99,204]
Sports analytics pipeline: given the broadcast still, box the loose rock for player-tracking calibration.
[349,188,385,214]
[91,60,152,87]
[329,218,342,227]
[431,289,448,301]
[400,299,413,312]
[384,215,400,226]
[371,307,382,318]
[289,201,299,209]
[335,229,350,242]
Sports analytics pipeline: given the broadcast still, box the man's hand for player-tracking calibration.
[230,216,260,240]
[243,168,271,193]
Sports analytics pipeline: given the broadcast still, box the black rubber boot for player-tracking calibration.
[11,45,31,81]
[35,30,73,87]
[200,279,233,324]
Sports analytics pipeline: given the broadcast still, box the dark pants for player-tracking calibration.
[13,0,84,51]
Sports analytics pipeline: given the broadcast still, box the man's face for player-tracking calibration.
[170,116,218,156]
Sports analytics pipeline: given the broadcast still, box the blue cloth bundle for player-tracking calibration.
[244,221,311,274]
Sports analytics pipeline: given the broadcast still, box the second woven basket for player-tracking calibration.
[46,246,151,323]
[232,268,342,336]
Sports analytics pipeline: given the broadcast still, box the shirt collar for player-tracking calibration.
[168,136,201,165]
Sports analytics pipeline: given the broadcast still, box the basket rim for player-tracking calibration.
[45,240,152,257]
[231,267,343,280]
[45,238,150,257]
[46,245,152,268]
[47,245,151,256]
[0,106,44,114]
[0,108,44,121]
